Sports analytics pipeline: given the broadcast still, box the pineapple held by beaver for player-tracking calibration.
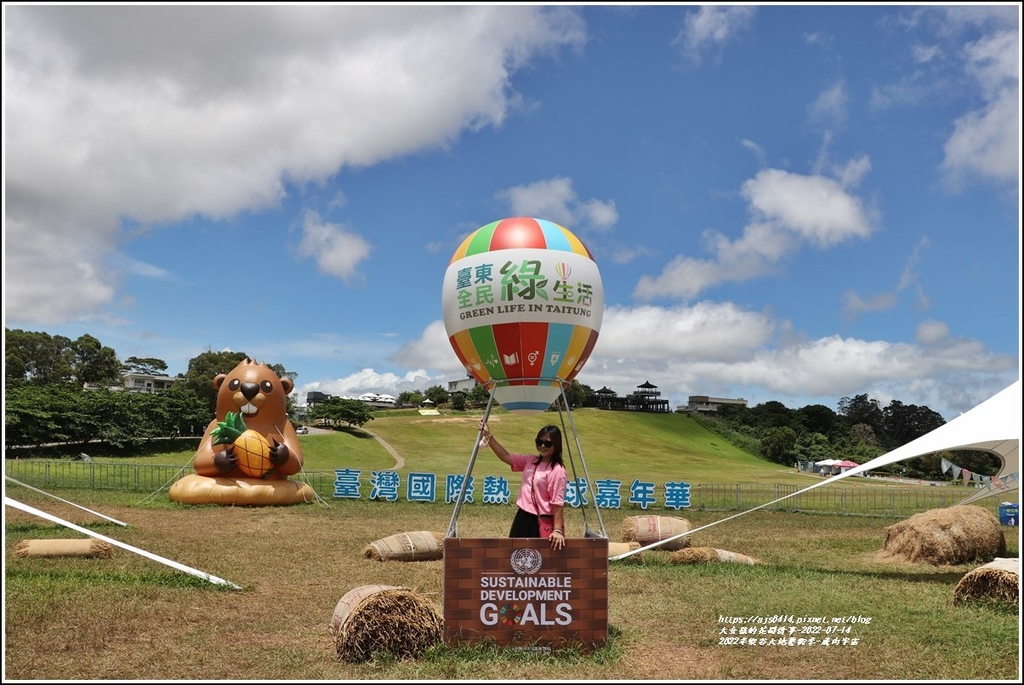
[211,412,276,478]
[191,358,303,480]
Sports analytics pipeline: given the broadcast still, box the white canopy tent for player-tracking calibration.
[611,380,1020,561]
[824,380,1020,503]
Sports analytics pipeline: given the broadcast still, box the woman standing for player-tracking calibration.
[478,420,567,550]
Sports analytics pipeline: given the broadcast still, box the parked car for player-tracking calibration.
[296,426,309,434]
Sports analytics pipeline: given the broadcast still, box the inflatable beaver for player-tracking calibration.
[169,358,315,505]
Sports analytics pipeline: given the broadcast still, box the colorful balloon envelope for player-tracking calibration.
[442,217,604,413]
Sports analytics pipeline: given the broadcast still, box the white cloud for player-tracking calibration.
[295,211,372,283]
[834,155,872,189]
[389,289,1014,420]
[942,85,1019,187]
[808,80,848,129]
[739,138,767,167]
[497,177,618,233]
[675,5,757,63]
[3,5,586,324]
[634,168,875,301]
[391,320,465,375]
[916,319,950,345]
[594,302,775,361]
[940,27,1019,186]
[302,367,441,400]
[742,169,874,247]
[843,237,931,318]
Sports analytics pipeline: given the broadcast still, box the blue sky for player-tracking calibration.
[3,4,1020,421]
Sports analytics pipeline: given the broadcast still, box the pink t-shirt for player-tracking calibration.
[509,453,567,516]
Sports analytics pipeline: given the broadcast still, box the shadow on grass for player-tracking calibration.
[326,426,376,440]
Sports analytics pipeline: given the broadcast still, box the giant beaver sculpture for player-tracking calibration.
[169,358,314,506]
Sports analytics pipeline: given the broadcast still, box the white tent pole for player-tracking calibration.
[4,476,129,527]
[609,472,852,561]
[5,497,241,589]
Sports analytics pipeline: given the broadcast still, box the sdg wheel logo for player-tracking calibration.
[510,548,543,574]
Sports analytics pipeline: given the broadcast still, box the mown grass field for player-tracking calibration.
[4,408,1020,681]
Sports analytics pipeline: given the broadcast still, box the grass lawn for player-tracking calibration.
[4,408,1019,680]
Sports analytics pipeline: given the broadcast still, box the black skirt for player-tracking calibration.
[508,507,540,538]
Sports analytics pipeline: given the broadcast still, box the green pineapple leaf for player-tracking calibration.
[211,411,248,445]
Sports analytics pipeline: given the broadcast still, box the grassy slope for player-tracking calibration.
[54,408,878,489]
[353,408,813,486]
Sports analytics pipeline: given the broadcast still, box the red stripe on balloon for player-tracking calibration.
[489,217,545,251]
[518,321,550,382]
[490,321,527,386]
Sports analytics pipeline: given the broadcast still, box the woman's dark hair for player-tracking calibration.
[534,425,564,467]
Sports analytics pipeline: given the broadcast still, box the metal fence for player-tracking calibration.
[688,482,985,518]
[5,459,1012,519]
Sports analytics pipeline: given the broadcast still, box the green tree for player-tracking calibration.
[759,426,798,465]
[71,334,123,386]
[747,400,795,429]
[794,432,832,465]
[123,356,169,375]
[312,397,374,428]
[564,380,596,408]
[469,383,490,407]
[4,328,75,384]
[797,404,838,439]
[179,350,249,417]
[162,383,211,436]
[450,392,467,411]
[425,385,449,406]
[838,394,884,437]
[3,381,67,447]
[882,401,945,446]
[398,390,425,406]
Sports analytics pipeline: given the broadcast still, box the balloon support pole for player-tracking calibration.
[444,379,608,540]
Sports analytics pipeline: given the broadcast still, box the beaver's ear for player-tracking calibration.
[213,373,227,390]
[281,378,294,394]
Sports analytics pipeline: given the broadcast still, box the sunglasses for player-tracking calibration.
[535,439,554,448]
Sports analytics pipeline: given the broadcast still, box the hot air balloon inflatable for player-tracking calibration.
[442,217,604,413]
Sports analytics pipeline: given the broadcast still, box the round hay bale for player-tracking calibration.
[608,541,643,563]
[13,538,114,559]
[952,558,1019,607]
[329,584,443,663]
[669,547,758,565]
[361,531,445,562]
[880,505,1007,565]
[620,515,691,550]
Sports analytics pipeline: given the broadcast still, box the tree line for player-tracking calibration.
[3,328,1002,479]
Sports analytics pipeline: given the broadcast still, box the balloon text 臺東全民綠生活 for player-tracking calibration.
[441,217,604,413]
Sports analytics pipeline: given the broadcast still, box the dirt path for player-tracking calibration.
[361,428,405,470]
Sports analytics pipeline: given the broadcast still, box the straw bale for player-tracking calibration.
[361,531,445,562]
[669,547,759,565]
[329,584,443,663]
[13,538,114,559]
[619,515,691,550]
[880,505,1006,565]
[608,541,643,563]
[952,558,1019,607]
